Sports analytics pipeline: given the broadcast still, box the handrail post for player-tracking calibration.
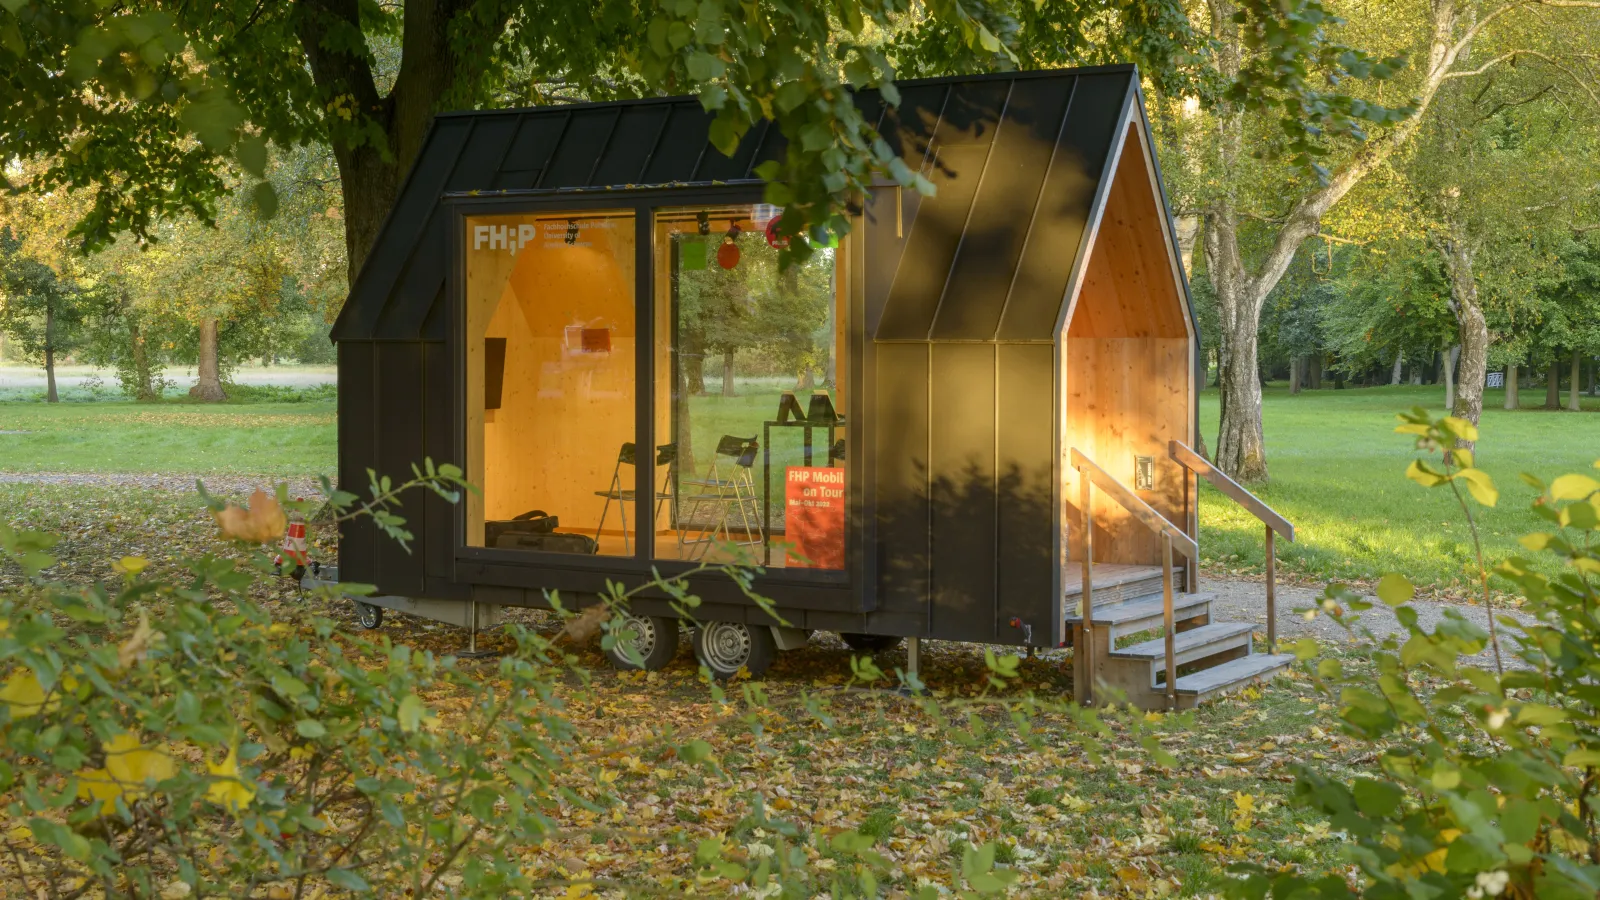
[1161,532,1176,710]
[1080,473,1094,707]
[1265,525,1276,655]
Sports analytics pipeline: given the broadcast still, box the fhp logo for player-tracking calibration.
[472,223,537,253]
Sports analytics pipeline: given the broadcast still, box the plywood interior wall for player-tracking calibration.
[1064,124,1193,567]
[465,213,636,549]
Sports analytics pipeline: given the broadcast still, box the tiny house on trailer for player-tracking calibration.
[331,64,1296,710]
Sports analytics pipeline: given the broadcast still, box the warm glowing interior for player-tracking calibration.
[465,211,637,556]
[1065,125,1193,567]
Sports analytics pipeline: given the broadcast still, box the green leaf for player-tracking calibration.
[1516,703,1566,726]
[1351,778,1402,817]
[236,135,268,177]
[251,182,278,220]
[396,694,426,733]
[326,868,369,892]
[1376,573,1413,607]
[686,51,725,82]
[295,719,327,739]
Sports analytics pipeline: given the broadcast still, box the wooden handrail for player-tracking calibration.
[1169,439,1295,655]
[1071,447,1192,710]
[1070,449,1198,561]
[1168,440,1294,542]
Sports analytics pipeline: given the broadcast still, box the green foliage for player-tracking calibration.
[1230,408,1600,899]
[0,454,1174,896]
[1,0,1412,271]
[0,227,92,374]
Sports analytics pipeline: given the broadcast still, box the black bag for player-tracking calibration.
[486,510,599,555]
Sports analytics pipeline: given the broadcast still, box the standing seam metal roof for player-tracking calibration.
[331,66,1140,344]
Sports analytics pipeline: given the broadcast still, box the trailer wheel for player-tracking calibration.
[693,622,775,679]
[356,602,383,630]
[839,632,902,653]
[604,614,679,671]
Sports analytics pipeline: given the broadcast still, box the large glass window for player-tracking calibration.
[465,211,636,556]
[652,205,849,569]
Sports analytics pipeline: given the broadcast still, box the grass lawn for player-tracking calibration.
[1199,383,1600,597]
[0,396,336,476]
[3,379,1597,594]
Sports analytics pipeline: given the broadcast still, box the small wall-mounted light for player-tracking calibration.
[697,211,711,236]
[1134,455,1154,491]
[564,219,578,245]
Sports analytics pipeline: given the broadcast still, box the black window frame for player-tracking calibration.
[446,186,864,612]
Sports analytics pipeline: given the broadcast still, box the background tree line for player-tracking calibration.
[0,147,345,401]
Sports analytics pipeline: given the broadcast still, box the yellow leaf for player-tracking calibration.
[1551,474,1600,501]
[104,732,175,787]
[0,669,56,719]
[1406,460,1446,488]
[1457,468,1498,507]
[76,768,124,815]
[206,746,256,812]
[113,556,149,575]
[212,489,288,544]
[118,610,156,670]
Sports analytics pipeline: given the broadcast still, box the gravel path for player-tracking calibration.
[0,471,323,500]
[1207,576,1533,668]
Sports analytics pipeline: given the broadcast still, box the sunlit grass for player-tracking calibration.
[1198,383,1600,596]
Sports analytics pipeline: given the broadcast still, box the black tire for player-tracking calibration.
[692,621,776,679]
[839,632,902,653]
[604,614,680,671]
[356,602,383,630]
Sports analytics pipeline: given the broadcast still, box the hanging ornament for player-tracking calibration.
[765,215,789,250]
[717,223,743,269]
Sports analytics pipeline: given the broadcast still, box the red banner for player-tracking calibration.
[784,467,845,569]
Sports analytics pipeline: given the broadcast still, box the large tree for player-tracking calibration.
[1190,0,1600,482]
[5,0,1412,294]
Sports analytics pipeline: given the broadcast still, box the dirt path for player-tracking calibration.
[1206,575,1533,669]
[0,471,322,500]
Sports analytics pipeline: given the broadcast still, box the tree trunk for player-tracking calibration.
[43,300,58,403]
[190,318,227,402]
[1545,358,1561,409]
[129,316,158,401]
[295,0,513,283]
[1391,352,1403,385]
[720,349,736,398]
[1443,345,1460,414]
[1289,356,1301,394]
[1309,354,1323,390]
[1569,348,1583,412]
[1504,365,1518,410]
[1199,0,1487,482]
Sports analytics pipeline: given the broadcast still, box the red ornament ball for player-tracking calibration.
[764,216,789,249]
[717,240,741,269]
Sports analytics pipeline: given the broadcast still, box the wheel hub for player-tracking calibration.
[622,614,657,659]
[702,622,752,671]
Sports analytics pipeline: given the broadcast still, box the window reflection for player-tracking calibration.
[651,205,849,569]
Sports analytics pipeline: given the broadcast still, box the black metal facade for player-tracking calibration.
[333,65,1188,647]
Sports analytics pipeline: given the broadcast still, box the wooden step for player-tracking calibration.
[1064,565,1183,608]
[1065,591,1214,637]
[1173,653,1294,706]
[1109,621,1254,666]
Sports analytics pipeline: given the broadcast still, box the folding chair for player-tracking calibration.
[675,435,763,560]
[594,442,677,554]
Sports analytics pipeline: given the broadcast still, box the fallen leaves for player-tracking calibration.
[212,489,287,544]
